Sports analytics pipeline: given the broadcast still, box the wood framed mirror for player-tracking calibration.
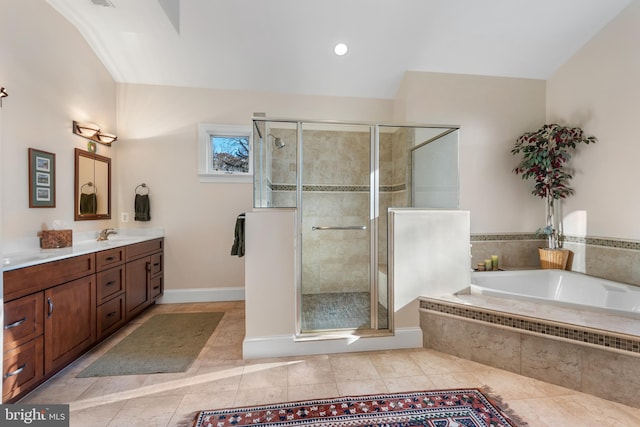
[74,148,111,220]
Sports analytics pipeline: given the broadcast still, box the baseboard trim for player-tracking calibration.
[242,327,423,359]
[157,287,245,304]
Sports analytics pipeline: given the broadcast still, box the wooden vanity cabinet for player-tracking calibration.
[3,336,43,402]
[2,293,44,401]
[2,253,95,402]
[125,238,164,320]
[44,275,96,374]
[4,254,95,302]
[95,247,126,340]
[3,292,44,350]
[2,238,164,402]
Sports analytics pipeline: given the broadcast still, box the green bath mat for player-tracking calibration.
[78,312,223,377]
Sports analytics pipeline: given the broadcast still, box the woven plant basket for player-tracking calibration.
[538,248,569,270]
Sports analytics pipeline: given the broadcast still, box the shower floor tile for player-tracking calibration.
[301,292,388,331]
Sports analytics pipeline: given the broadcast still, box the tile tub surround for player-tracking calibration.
[470,234,542,269]
[420,295,640,408]
[471,233,640,287]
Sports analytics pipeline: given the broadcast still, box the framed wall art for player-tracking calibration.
[29,148,56,208]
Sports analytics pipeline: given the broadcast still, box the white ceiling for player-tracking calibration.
[47,0,631,99]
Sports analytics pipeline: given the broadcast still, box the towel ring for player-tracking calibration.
[135,183,149,195]
[81,182,97,194]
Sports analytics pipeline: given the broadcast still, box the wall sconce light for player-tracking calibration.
[0,87,8,108]
[72,121,118,146]
[95,132,117,144]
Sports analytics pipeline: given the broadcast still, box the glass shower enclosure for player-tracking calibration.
[253,118,459,336]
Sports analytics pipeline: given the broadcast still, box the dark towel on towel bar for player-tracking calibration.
[79,193,97,214]
[135,194,151,221]
[231,214,245,257]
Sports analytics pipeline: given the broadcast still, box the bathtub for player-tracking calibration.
[469,269,640,317]
[423,269,640,409]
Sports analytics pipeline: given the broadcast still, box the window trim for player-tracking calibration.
[198,123,253,183]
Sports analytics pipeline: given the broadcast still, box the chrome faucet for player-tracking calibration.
[97,228,117,241]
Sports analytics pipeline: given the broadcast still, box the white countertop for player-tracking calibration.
[2,228,164,272]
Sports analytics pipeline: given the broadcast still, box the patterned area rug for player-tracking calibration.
[192,389,521,427]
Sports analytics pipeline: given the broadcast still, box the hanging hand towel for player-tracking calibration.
[79,193,97,214]
[230,214,245,257]
[134,194,151,221]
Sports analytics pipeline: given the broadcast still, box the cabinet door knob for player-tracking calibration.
[47,297,54,318]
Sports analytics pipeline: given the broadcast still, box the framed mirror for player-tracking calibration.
[74,148,111,220]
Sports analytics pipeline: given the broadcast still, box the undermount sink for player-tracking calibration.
[99,235,137,242]
[3,253,52,266]
[95,235,141,246]
[74,235,139,247]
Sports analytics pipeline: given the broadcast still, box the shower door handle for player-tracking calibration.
[312,225,367,231]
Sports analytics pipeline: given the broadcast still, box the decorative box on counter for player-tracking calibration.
[38,229,73,248]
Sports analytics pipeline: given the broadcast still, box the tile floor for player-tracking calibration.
[301,292,388,330]
[18,301,640,426]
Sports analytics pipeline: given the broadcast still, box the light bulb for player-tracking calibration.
[334,43,348,56]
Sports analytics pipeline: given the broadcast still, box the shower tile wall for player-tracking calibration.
[269,128,411,295]
[380,128,412,266]
[271,128,297,207]
[301,129,371,294]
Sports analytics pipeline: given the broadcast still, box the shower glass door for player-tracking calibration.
[252,118,459,335]
[299,122,380,332]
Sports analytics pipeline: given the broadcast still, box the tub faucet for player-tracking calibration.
[97,228,117,241]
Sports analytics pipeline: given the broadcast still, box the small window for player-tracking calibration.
[198,123,253,183]
[211,136,250,173]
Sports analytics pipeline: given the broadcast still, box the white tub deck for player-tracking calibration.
[469,269,640,316]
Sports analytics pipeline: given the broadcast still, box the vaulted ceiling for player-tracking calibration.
[47,0,631,99]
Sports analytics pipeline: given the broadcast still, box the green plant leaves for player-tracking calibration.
[512,123,597,200]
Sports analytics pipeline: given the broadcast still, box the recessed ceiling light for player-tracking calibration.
[90,0,115,6]
[334,43,348,56]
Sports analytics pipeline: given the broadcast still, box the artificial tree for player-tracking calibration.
[512,123,596,249]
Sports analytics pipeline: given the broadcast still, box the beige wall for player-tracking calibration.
[117,73,547,293]
[0,0,117,242]
[1,5,550,295]
[547,0,640,241]
[1,0,580,298]
[395,71,547,234]
[115,83,393,291]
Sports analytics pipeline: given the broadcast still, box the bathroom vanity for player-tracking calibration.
[2,236,164,402]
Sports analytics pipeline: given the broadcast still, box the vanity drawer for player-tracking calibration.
[126,238,163,262]
[150,276,163,300]
[97,295,126,340]
[4,253,95,301]
[96,265,125,304]
[3,292,44,351]
[149,252,163,277]
[2,336,44,402]
[96,247,125,271]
